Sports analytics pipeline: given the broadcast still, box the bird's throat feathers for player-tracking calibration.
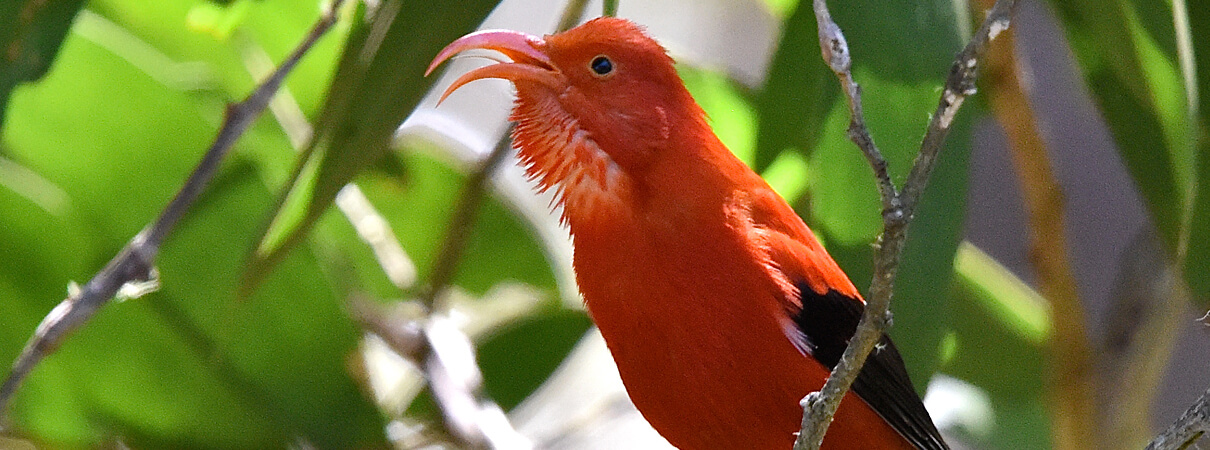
[510,90,632,228]
[496,17,714,232]
[509,83,707,229]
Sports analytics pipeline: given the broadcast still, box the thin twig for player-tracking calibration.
[810,1,899,215]
[794,0,1016,448]
[0,0,346,422]
[1147,387,1210,450]
[420,128,515,309]
[900,2,1014,215]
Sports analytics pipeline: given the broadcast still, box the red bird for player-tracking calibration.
[428,17,947,450]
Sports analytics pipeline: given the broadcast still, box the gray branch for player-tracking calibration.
[1146,386,1210,450]
[351,298,532,450]
[0,0,346,423]
[794,0,1016,448]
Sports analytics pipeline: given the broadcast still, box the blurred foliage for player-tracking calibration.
[0,0,88,127]
[0,0,1204,448]
[243,0,499,291]
[949,243,1051,449]
[1045,0,1209,304]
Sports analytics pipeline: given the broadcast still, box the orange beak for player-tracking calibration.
[426,29,564,104]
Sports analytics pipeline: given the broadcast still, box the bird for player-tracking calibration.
[427,17,947,450]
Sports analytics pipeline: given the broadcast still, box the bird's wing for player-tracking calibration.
[748,190,949,450]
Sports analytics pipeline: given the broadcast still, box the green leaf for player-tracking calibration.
[1,4,388,446]
[1180,0,1210,303]
[754,0,837,172]
[243,0,500,292]
[0,0,87,128]
[945,242,1051,450]
[1046,0,1194,263]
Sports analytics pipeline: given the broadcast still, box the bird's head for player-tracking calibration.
[428,18,706,209]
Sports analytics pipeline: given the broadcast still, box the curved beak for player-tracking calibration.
[426,29,563,104]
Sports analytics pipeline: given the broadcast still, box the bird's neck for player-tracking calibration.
[510,93,636,231]
[509,88,738,236]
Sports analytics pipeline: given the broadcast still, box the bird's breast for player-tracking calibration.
[569,202,806,449]
[568,197,912,450]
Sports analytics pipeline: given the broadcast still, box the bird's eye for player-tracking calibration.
[590,55,613,76]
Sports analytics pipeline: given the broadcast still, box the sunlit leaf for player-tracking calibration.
[244,0,500,292]
[1046,0,1194,262]
[1179,0,1210,303]
[0,0,87,127]
[945,242,1051,450]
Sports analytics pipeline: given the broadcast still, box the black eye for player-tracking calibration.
[590,55,613,76]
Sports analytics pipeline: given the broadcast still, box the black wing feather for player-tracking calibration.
[792,282,949,450]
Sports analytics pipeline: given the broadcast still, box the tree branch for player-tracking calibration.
[794,0,1016,448]
[420,130,514,310]
[350,298,533,450]
[1147,386,1210,450]
[0,0,346,423]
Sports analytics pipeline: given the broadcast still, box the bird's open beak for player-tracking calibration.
[426,29,563,104]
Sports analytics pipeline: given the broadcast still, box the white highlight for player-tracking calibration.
[923,374,995,440]
[938,90,966,129]
[988,18,1011,41]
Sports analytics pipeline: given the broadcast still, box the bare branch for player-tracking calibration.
[794,0,1016,448]
[1147,387,1210,450]
[421,129,514,310]
[901,0,1014,215]
[0,0,346,422]
[810,0,899,215]
[351,289,533,449]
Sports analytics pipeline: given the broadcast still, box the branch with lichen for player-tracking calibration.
[1147,386,1210,450]
[793,0,1016,448]
[0,0,347,423]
